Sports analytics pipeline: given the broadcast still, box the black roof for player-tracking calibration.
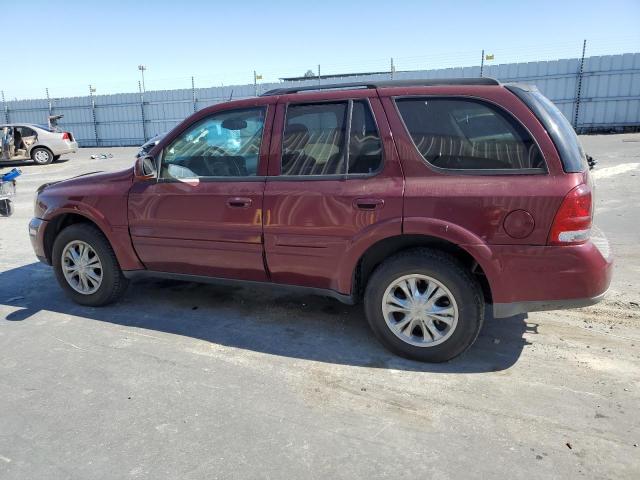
[261,78,500,96]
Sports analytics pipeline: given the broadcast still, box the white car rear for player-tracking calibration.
[0,123,78,165]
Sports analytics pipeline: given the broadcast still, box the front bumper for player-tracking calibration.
[489,227,613,318]
[29,217,50,264]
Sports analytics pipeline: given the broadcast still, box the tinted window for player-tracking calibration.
[349,101,383,174]
[161,108,265,179]
[396,98,545,171]
[17,126,36,137]
[507,85,587,172]
[282,102,347,175]
[281,101,383,176]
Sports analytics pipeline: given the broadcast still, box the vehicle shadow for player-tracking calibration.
[0,158,69,167]
[1,262,533,373]
[0,159,32,167]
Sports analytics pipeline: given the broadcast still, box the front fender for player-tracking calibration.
[42,203,143,270]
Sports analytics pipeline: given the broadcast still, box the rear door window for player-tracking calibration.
[395,98,545,172]
[281,100,383,176]
[282,102,347,176]
[348,101,383,174]
[17,126,36,137]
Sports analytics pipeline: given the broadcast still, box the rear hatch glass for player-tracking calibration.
[506,85,587,173]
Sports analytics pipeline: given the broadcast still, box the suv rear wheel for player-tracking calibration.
[52,224,128,306]
[364,249,484,362]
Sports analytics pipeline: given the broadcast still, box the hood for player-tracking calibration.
[37,167,134,194]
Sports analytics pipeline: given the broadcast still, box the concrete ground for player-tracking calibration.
[0,137,639,479]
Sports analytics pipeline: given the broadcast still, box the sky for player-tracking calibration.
[2,0,639,99]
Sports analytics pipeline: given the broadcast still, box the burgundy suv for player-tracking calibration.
[29,79,613,362]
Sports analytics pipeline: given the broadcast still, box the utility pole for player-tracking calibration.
[46,88,52,117]
[253,70,258,96]
[191,76,197,112]
[139,80,147,142]
[480,49,485,77]
[138,65,147,93]
[318,64,321,85]
[89,85,99,147]
[390,57,395,80]
[1,90,8,123]
[573,39,587,130]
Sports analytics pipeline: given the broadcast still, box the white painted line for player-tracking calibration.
[592,163,640,180]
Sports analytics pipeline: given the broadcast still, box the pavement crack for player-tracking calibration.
[49,335,87,351]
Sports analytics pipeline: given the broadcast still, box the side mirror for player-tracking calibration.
[134,155,157,180]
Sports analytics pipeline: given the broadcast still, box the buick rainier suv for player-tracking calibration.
[29,79,613,362]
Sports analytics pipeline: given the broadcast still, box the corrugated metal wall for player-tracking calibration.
[2,53,638,147]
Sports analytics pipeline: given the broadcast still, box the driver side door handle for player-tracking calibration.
[354,198,384,210]
[226,197,252,208]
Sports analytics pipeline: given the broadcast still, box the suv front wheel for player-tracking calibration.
[364,249,484,362]
[52,224,128,306]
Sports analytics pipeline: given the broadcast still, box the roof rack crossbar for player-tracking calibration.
[260,78,499,96]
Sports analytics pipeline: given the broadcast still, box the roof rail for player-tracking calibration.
[260,78,500,96]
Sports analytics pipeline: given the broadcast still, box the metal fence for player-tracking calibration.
[1,52,639,147]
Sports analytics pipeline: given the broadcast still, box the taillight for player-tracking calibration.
[62,132,70,140]
[548,184,593,245]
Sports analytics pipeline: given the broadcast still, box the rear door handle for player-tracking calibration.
[354,198,384,210]
[226,197,252,208]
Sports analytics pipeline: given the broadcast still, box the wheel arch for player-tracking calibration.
[30,145,54,160]
[43,212,103,264]
[352,234,494,304]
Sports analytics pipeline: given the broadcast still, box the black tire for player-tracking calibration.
[0,199,13,217]
[52,223,128,306]
[53,155,61,162]
[364,249,484,363]
[31,147,54,165]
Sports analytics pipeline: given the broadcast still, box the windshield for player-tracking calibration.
[507,85,587,173]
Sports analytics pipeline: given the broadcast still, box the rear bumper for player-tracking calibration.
[51,141,78,155]
[29,217,50,264]
[493,291,607,318]
[487,227,613,318]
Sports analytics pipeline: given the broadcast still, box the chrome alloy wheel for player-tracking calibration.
[61,240,103,295]
[382,274,458,347]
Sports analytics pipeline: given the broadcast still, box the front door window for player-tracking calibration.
[161,107,266,179]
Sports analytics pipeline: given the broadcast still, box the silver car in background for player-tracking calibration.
[0,123,78,165]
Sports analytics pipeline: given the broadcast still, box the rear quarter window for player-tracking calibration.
[395,97,546,173]
[506,85,587,173]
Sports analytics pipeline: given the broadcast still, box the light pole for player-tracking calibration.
[138,65,147,93]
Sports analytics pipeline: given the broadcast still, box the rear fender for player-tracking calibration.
[402,217,500,291]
